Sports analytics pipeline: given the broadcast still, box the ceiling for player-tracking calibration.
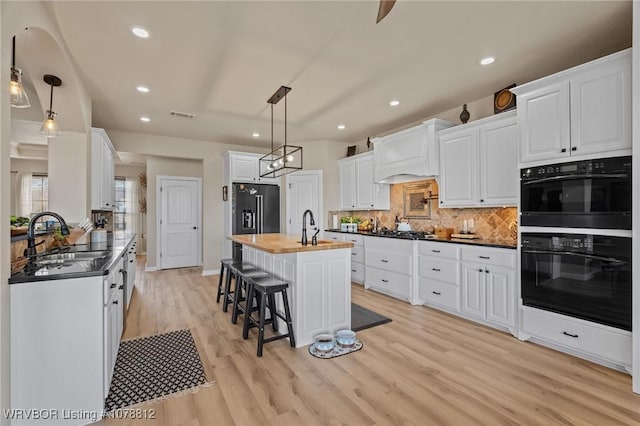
[38,1,631,148]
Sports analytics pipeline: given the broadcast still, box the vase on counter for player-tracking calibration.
[460,104,470,124]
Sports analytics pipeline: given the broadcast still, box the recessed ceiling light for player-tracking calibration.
[131,26,150,38]
[252,132,260,138]
[480,56,495,66]
[140,116,150,122]
[136,86,150,93]
[337,124,346,130]
[389,100,400,107]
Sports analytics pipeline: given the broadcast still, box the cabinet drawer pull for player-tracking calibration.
[381,279,389,283]
[130,260,134,263]
[381,259,389,263]
[110,283,116,289]
[561,148,567,153]
[485,269,489,274]
[571,147,577,152]
[352,253,357,256]
[113,300,118,305]
[351,239,358,243]
[432,268,440,272]
[351,269,357,273]
[479,256,490,259]
[432,291,441,296]
[478,269,483,272]
[562,331,579,338]
[431,249,440,253]
[119,285,124,290]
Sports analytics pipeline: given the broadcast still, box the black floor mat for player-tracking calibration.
[351,303,392,332]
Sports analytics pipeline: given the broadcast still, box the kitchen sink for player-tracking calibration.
[36,251,111,262]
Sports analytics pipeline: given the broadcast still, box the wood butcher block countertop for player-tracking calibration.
[229,233,353,254]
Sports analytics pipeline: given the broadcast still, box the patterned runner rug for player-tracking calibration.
[104,329,213,412]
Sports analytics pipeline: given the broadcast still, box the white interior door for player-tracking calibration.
[286,171,322,237]
[159,177,201,269]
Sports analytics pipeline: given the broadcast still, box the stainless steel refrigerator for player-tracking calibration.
[232,183,280,261]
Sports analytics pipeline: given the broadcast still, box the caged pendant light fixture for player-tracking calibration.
[259,86,302,178]
[39,74,62,138]
[10,36,31,108]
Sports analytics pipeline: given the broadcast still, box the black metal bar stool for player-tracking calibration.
[242,274,296,357]
[230,264,270,324]
[222,261,266,313]
[216,258,234,304]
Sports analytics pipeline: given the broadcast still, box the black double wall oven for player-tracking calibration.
[520,156,631,331]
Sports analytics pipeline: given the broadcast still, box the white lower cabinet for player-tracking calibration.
[364,237,412,301]
[11,256,125,425]
[461,263,515,329]
[326,232,365,284]
[521,306,631,371]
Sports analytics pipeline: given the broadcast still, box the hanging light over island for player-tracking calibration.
[259,85,302,178]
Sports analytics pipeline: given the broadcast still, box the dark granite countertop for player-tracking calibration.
[324,229,516,250]
[9,234,136,284]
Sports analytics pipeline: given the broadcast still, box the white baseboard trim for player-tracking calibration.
[145,264,160,272]
[202,269,220,276]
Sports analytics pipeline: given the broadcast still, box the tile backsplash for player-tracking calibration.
[331,179,517,240]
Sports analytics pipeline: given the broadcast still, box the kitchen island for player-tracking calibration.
[229,233,353,347]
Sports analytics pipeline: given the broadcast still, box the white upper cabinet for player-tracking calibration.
[339,159,356,209]
[513,49,631,166]
[439,128,478,208]
[91,128,115,211]
[226,152,279,185]
[372,118,454,184]
[438,111,518,208]
[338,152,390,211]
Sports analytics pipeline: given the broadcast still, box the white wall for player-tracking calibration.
[114,163,145,179]
[48,131,90,223]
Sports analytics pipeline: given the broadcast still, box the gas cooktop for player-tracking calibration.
[376,230,436,240]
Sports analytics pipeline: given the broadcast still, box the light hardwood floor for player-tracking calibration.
[98,258,640,426]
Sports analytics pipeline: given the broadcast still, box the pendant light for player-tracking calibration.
[259,86,303,178]
[10,36,30,108]
[40,74,62,138]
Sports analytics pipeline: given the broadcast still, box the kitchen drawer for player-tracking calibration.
[325,232,344,242]
[418,241,460,260]
[418,256,459,285]
[522,307,631,366]
[365,267,410,299]
[345,234,364,246]
[351,246,364,263]
[351,261,365,283]
[365,249,411,276]
[365,236,413,254]
[419,278,459,311]
[461,246,515,268]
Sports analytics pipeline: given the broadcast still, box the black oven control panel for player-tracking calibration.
[521,156,631,179]
[521,234,594,252]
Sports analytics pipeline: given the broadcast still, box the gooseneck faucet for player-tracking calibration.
[301,209,315,246]
[25,211,70,259]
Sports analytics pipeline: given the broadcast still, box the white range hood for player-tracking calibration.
[372,118,454,184]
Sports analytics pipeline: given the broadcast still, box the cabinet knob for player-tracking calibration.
[480,199,484,203]
[119,285,124,290]
[110,283,116,289]
[113,300,118,305]
[571,147,577,151]
[440,201,443,204]
[192,226,197,230]
[485,270,489,274]
[561,148,567,153]
[478,269,483,272]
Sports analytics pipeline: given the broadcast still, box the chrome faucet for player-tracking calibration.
[25,211,70,259]
[301,209,315,246]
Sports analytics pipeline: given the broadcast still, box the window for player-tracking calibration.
[31,175,48,214]
[114,177,126,232]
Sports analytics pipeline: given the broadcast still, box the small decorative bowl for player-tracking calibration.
[313,334,336,352]
[336,329,357,347]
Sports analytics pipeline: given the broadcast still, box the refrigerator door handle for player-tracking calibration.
[256,195,264,234]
